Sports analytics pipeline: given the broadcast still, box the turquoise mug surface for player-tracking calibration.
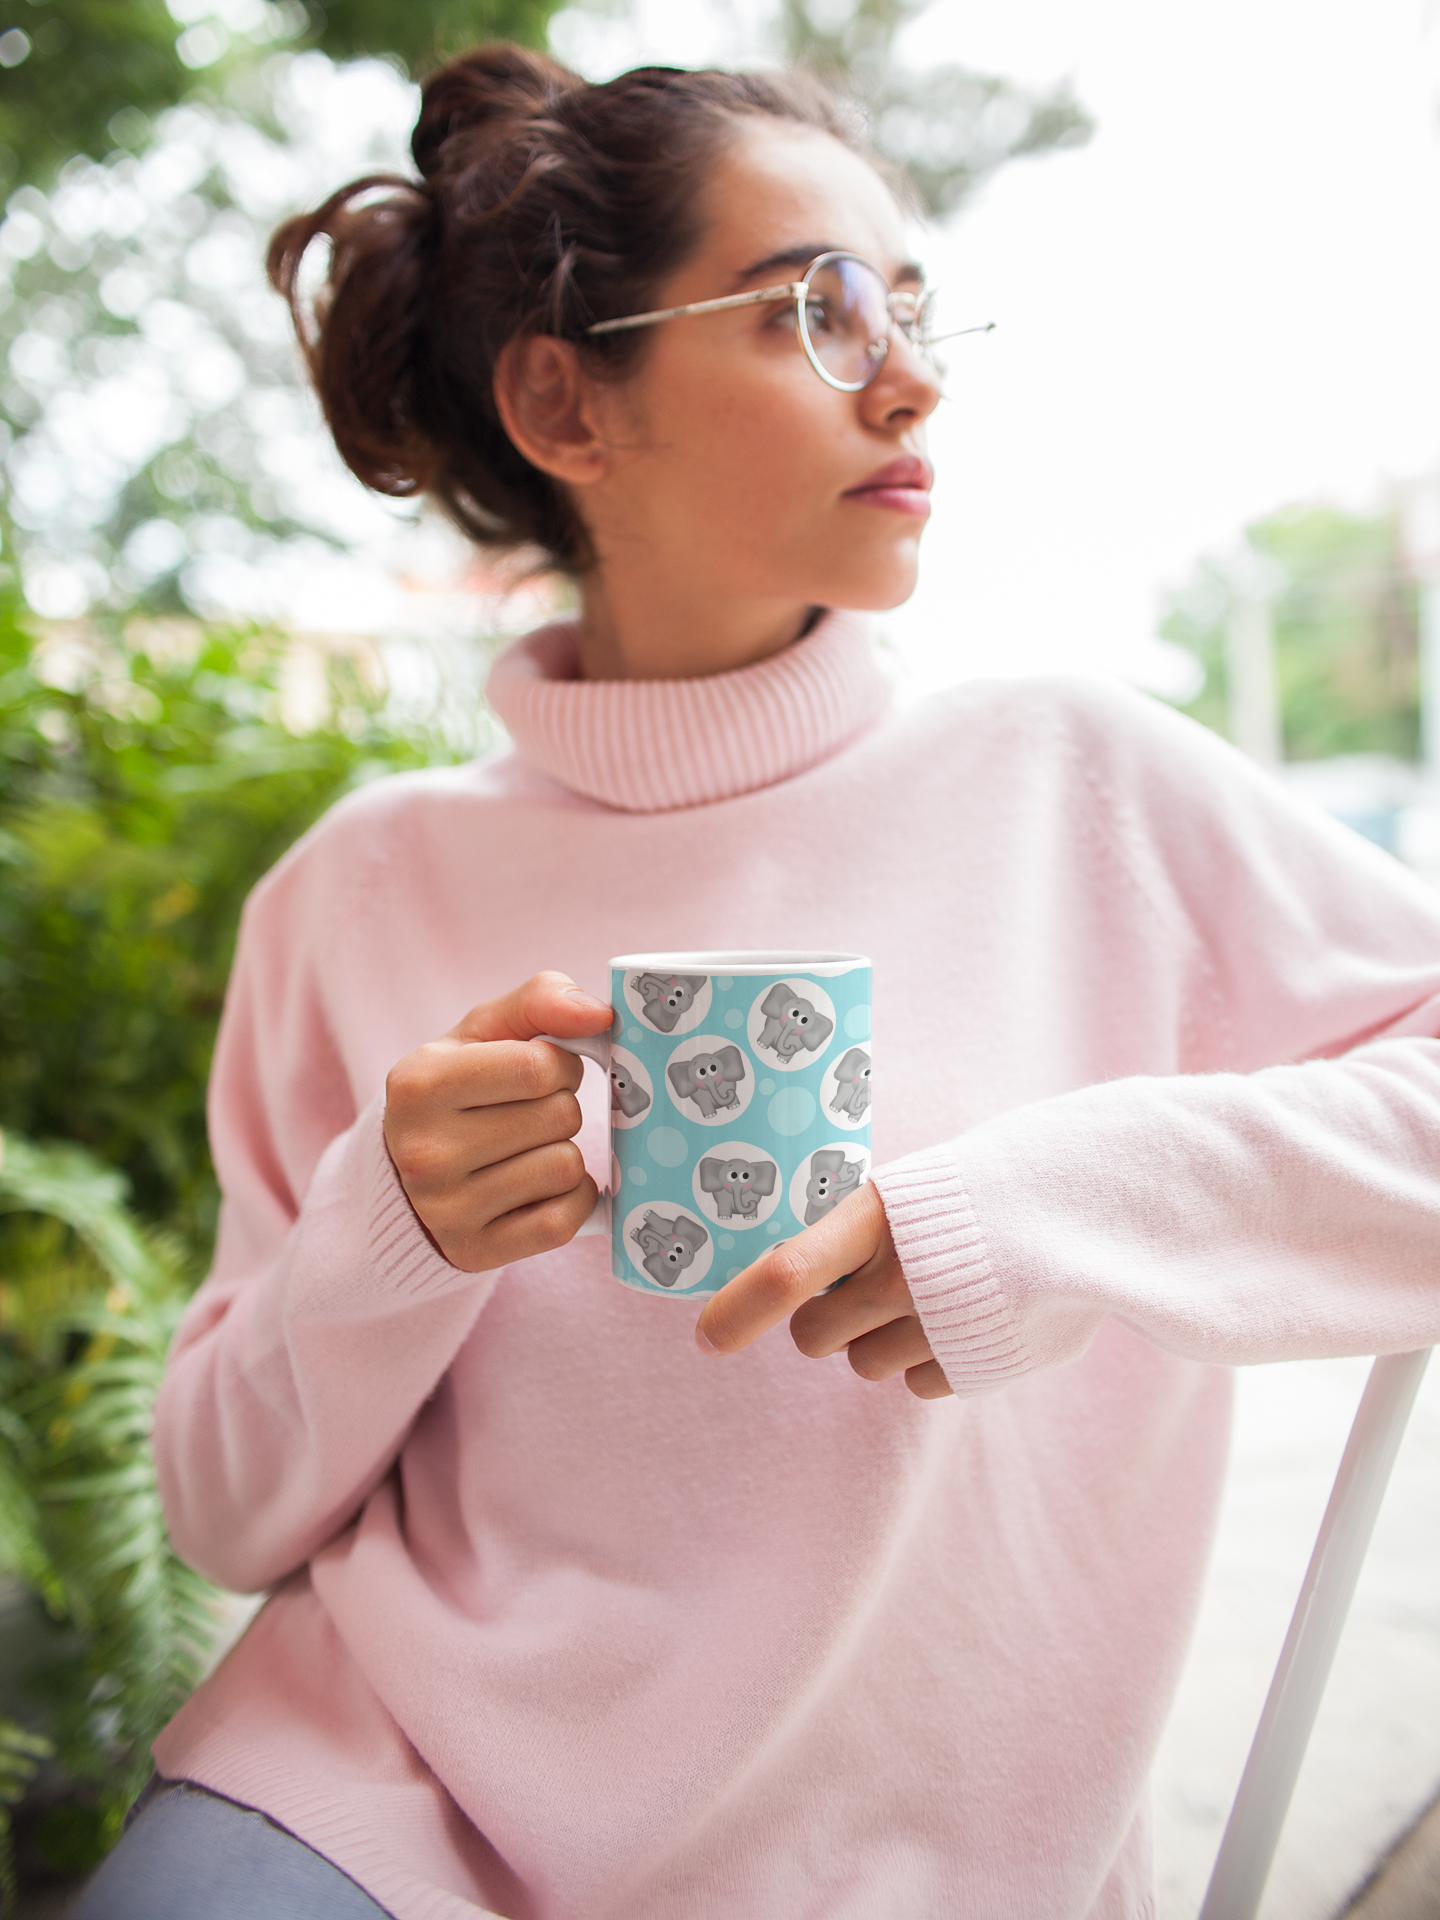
[541,951,872,1297]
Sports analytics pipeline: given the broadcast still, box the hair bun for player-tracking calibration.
[412,42,576,180]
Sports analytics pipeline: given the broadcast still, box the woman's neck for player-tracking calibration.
[575,572,818,682]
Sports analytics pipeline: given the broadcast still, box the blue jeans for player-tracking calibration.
[69,1777,393,1919]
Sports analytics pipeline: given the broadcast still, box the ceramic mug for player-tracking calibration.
[540,951,872,1297]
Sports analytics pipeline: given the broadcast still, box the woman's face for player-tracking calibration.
[578,119,942,623]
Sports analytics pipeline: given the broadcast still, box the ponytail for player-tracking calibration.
[269,46,865,572]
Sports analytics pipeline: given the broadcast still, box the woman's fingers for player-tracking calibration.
[383,971,616,1270]
[904,1359,953,1401]
[842,1311,935,1381]
[444,1172,601,1273]
[694,1185,953,1399]
[449,970,614,1047]
[389,1089,583,1193]
[388,1036,583,1124]
[788,1245,910,1358]
[418,1143,593,1269]
[695,1186,890,1356]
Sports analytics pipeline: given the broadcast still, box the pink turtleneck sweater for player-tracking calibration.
[152,613,1440,1920]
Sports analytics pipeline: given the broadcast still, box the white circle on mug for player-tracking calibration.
[788,1143,870,1229]
[622,968,712,1040]
[663,1034,756,1126]
[621,1200,716,1292]
[820,1044,872,1129]
[690,1140,783,1232]
[607,1047,654,1131]
[746,977,839,1073]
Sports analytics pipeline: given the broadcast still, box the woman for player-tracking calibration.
[76,41,1440,1920]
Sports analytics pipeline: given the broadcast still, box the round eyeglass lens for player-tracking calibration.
[798,256,895,390]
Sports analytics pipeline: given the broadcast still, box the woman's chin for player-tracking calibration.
[820,553,922,614]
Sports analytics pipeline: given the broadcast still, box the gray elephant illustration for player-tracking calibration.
[756,983,834,1059]
[633,971,707,1034]
[829,1048,871,1119]
[609,1062,651,1119]
[630,1209,709,1287]
[667,1045,746,1119]
[698,1155,778,1221]
[803,1149,867,1226]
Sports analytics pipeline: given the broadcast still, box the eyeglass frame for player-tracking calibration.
[584,249,990,393]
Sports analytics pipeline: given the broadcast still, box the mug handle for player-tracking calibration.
[534,1032,612,1239]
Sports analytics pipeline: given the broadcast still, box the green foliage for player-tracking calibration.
[0,591,474,1247]
[781,0,1093,216]
[0,1133,217,1887]
[0,1717,54,1911]
[0,1,191,189]
[1162,502,1420,762]
[0,0,565,186]
[306,0,563,72]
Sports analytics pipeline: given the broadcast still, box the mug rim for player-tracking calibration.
[611,950,868,974]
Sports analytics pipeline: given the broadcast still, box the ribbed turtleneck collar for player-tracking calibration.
[485,609,890,814]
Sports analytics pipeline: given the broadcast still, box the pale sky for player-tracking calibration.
[551,0,1440,699]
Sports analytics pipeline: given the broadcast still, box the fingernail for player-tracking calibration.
[694,1323,720,1356]
[565,986,610,1008]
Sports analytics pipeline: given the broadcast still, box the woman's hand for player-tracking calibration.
[693,1185,952,1399]
[384,972,614,1272]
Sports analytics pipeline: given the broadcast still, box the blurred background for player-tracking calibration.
[0,3,1437,1916]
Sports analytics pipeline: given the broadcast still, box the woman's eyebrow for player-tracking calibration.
[732,245,926,286]
[732,243,836,283]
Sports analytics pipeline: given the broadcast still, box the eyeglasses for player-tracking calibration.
[585,250,993,392]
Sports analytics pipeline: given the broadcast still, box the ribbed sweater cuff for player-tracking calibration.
[361,1098,469,1299]
[871,1144,1032,1394]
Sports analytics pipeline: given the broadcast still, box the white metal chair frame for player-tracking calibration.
[1198,1347,1434,1919]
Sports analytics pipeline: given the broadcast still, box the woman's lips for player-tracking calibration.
[842,456,934,517]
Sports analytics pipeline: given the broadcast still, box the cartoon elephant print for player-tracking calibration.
[631,1209,709,1287]
[803,1149,867,1226]
[757,983,834,1060]
[829,1048,871,1119]
[609,1063,651,1119]
[633,971,707,1034]
[668,1045,746,1119]
[699,1155,778,1221]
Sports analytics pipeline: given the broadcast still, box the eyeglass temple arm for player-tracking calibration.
[586,282,805,337]
[926,321,997,343]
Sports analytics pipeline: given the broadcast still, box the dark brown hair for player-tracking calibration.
[267,44,866,573]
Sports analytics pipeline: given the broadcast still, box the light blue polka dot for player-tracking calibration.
[726,1266,744,1281]
[758,1078,776,1096]
[627,1026,645,1044]
[724,1007,744,1029]
[646,1126,689,1168]
[718,975,733,991]
[844,1002,871,1039]
[767,1222,787,1238]
[767,1087,815,1136]
[718,1234,735,1249]
[626,1165,648,1187]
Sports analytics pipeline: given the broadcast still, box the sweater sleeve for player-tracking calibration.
[152,838,494,1595]
[873,1024,1440,1395]
[872,683,1440,1397]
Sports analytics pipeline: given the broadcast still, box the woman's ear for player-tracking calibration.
[493,335,610,487]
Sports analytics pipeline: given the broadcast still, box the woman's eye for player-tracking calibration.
[804,299,831,332]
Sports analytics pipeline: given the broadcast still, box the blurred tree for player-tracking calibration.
[0,0,564,186]
[781,0,1092,216]
[1162,501,1420,762]
[0,53,427,629]
[0,1134,224,1881]
[0,590,479,1249]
